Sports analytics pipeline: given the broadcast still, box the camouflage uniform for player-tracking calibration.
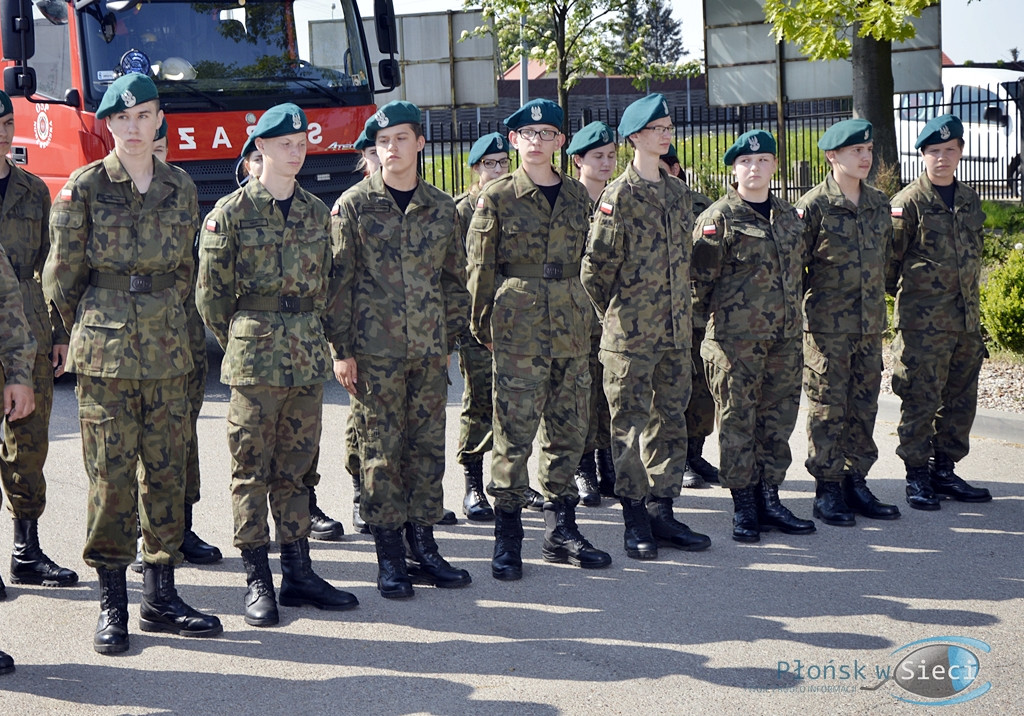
[467,166,593,509]
[796,174,891,482]
[45,152,197,568]
[888,173,986,468]
[581,165,694,500]
[183,262,207,509]
[0,243,36,394]
[691,187,806,489]
[197,178,333,550]
[0,159,65,519]
[685,191,715,443]
[328,170,469,530]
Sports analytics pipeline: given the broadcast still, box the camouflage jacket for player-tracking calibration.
[327,171,469,360]
[887,173,984,332]
[454,187,479,241]
[691,187,806,341]
[466,166,593,357]
[0,242,37,385]
[582,164,694,353]
[796,174,891,335]
[198,179,332,387]
[45,153,196,380]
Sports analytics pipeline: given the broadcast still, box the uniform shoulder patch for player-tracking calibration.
[891,206,903,218]
[476,196,485,209]
[205,218,218,232]
[599,201,614,215]
[796,208,804,219]
[59,188,73,201]
[331,204,340,216]
[702,224,717,235]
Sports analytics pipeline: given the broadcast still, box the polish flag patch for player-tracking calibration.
[702,224,717,235]
[599,201,614,215]
[205,218,218,232]
[476,197,485,209]
[331,205,340,216]
[796,208,804,219]
[891,206,903,218]
[59,189,73,201]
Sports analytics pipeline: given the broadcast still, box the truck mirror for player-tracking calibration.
[35,0,67,24]
[373,0,397,55]
[983,105,1008,127]
[1,0,36,61]
[3,65,36,96]
[377,58,400,92]
[64,87,80,107]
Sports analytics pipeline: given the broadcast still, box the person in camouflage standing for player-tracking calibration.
[0,236,39,676]
[795,119,901,526]
[888,114,992,510]
[0,90,79,590]
[691,130,816,543]
[198,103,358,626]
[44,74,222,654]
[467,98,612,581]
[330,101,472,599]
[583,94,711,560]
[567,121,616,507]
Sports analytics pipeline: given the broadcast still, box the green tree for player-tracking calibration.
[612,0,700,89]
[763,0,939,181]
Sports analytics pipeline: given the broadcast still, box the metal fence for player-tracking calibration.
[418,86,1023,204]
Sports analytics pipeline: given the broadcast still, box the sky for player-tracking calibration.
[388,0,1024,66]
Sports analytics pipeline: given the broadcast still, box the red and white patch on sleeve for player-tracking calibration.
[702,224,717,236]
[796,208,805,219]
[331,205,339,216]
[599,201,614,215]
[476,197,485,209]
[59,189,73,201]
[891,206,903,218]
[205,218,218,232]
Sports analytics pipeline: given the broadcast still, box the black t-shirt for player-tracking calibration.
[0,172,9,201]
[744,198,772,220]
[276,196,293,222]
[387,185,416,213]
[935,180,957,210]
[538,181,561,209]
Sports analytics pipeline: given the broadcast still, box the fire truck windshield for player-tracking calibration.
[79,0,371,109]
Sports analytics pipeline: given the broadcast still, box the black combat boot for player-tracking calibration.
[94,566,129,655]
[812,481,856,526]
[404,523,472,588]
[524,486,546,512]
[370,526,414,599]
[308,486,345,541]
[181,503,224,564]
[10,518,78,586]
[352,474,370,534]
[573,452,601,507]
[620,497,658,560]
[595,448,617,497]
[647,497,712,551]
[462,460,495,521]
[683,436,719,487]
[438,509,459,525]
[905,464,940,510]
[756,480,816,535]
[139,563,223,637]
[541,498,612,569]
[492,507,524,581]
[730,487,760,543]
[0,648,12,675]
[240,545,278,627]
[929,454,992,503]
[843,473,900,520]
[279,537,358,610]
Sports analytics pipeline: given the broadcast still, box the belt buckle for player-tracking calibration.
[543,263,562,280]
[279,296,301,312]
[129,275,153,293]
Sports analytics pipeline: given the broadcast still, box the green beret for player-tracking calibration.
[353,128,373,151]
[364,100,421,140]
[505,99,562,130]
[155,117,168,141]
[96,74,159,119]
[618,93,670,137]
[567,122,615,157]
[915,113,964,149]
[723,129,776,166]
[468,132,509,166]
[818,119,872,151]
[660,144,679,164]
[240,103,308,159]
[0,91,11,118]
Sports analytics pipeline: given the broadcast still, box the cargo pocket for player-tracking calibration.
[78,402,118,479]
[495,373,541,446]
[802,338,830,403]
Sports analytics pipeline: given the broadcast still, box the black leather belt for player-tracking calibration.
[236,295,314,313]
[498,262,580,280]
[89,270,175,293]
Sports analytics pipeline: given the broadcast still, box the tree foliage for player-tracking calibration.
[611,0,700,89]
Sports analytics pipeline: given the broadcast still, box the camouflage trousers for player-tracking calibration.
[77,374,189,569]
[488,351,590,511]
[184,339,208,506]
[702,336,802,489]
[601,347,691,500]
[351,354,447,530]
[685,326,716,440]
[584,330,611,452]
[803,332,882,481]
[891,329,985,467]
[344,412,360,479]
[228,383,321,550]
[457,334,494,463]
[1,352,53,519]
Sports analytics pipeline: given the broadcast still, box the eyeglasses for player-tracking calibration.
[481,158,510,169]
[641,124,675,136]
[516,128,559,142]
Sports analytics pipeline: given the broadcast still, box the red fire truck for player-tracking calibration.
[0,0,400,206]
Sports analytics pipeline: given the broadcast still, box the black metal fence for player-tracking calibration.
[418,85,1023,204]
